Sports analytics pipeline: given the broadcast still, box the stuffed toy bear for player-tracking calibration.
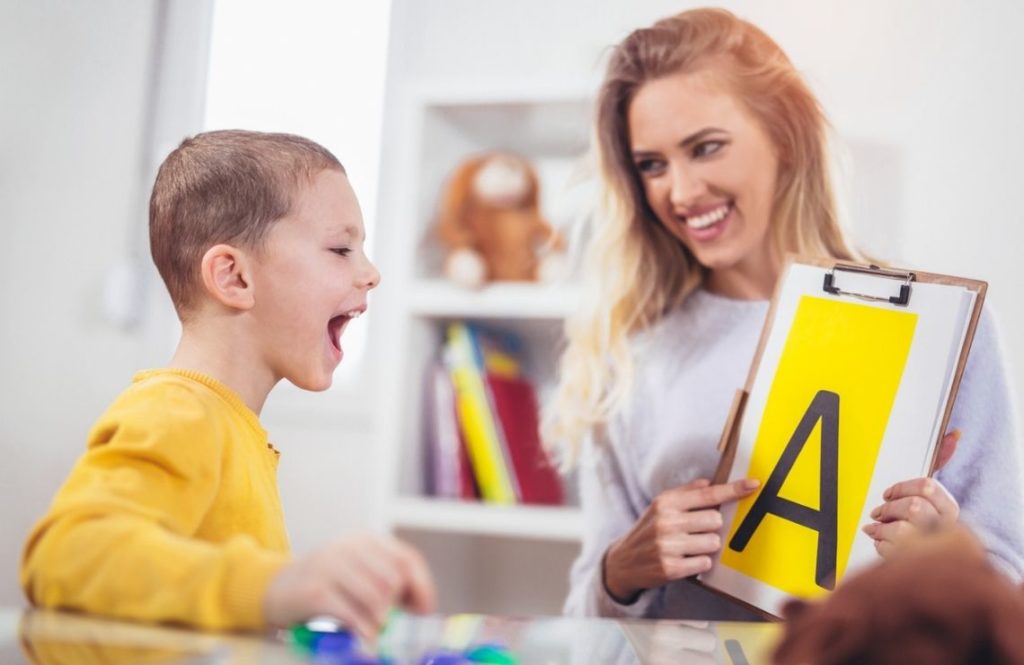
[435,152,563,288]
[772,526,1024,665]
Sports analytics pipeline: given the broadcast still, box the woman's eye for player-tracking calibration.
[693,140,724,158]
[330,247,352,257]
[634,158,665,175]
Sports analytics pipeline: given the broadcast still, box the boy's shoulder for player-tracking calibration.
[90,369,260,451]
[117,368,227,417]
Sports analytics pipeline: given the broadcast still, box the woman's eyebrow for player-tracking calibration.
[679,127,726,149]
[632,127,727,158]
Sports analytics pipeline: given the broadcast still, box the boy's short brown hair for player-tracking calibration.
[149,129,344,317]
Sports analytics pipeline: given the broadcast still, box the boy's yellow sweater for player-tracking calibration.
[21,369,290,631]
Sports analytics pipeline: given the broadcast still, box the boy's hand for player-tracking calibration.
[263,533,436,640]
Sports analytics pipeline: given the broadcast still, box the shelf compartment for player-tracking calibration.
[390,496,583,542]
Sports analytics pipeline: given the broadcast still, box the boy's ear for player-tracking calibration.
[199,243,255,311]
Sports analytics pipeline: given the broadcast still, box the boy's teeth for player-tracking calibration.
[346,310,361,319]
[686,205,729,229]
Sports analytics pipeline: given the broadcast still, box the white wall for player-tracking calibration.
[381,0,1024,399]
[0,0,161,606]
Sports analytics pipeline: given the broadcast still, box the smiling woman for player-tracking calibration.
[547,6,1024,622]
[628,70,781,299]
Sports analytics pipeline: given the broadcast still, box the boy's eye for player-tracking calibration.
[693,140,724,158]
[330,247,352,257]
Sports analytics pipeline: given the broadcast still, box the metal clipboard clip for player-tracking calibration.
[822,263,915,306]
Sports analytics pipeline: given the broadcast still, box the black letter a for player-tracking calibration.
[728,390,839,590]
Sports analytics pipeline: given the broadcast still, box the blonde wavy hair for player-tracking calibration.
[545,8,865,465]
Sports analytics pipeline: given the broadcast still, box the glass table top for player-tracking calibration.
[1,608,782,664]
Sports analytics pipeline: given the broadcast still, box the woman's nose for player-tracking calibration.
[668,163,706,210]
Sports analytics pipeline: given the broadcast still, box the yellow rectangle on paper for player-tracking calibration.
[721,296,917,598]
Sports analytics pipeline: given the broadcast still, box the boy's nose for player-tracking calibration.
[359,258,381,290]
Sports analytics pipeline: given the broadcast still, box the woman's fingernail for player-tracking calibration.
[870,506,881,520]
[862,523,877,535]
[743,479,761,491]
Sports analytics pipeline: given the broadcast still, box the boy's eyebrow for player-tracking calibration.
[328,224,363,242]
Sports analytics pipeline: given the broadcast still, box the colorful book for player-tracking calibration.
[465,324,563,505]
[424,357,478,499]
[445,323,517,504]
[485,372,563,505]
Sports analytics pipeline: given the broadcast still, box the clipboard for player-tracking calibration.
[700,254,986,618]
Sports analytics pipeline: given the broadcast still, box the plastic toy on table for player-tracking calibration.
[289,616,391,664]
[288,613,522,665]
[417,643,519,665]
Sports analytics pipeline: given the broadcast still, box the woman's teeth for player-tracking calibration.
[685,204,729,230]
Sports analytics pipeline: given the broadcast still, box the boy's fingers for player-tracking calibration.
[317,595,376,645]
[328,548,392,617]
[395,543,437,613]
[327,571,390,632]
[354,546,402,599]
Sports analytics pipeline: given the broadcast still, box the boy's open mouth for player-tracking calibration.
[328,316,347,352]
[327,310,362,352]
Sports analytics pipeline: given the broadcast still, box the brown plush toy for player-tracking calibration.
[772,526,1024,665]
[435,152,563,288]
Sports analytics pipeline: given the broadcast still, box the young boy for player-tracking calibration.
[20,130,435,637]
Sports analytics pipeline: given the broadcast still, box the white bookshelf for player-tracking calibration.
[371,73,594,614]
[391,497,583,543]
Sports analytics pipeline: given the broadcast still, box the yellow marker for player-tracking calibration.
[721,296,917,598]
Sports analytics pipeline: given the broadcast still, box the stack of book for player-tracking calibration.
[424,322,563,505]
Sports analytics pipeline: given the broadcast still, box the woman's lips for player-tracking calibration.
[679,202,732,242]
